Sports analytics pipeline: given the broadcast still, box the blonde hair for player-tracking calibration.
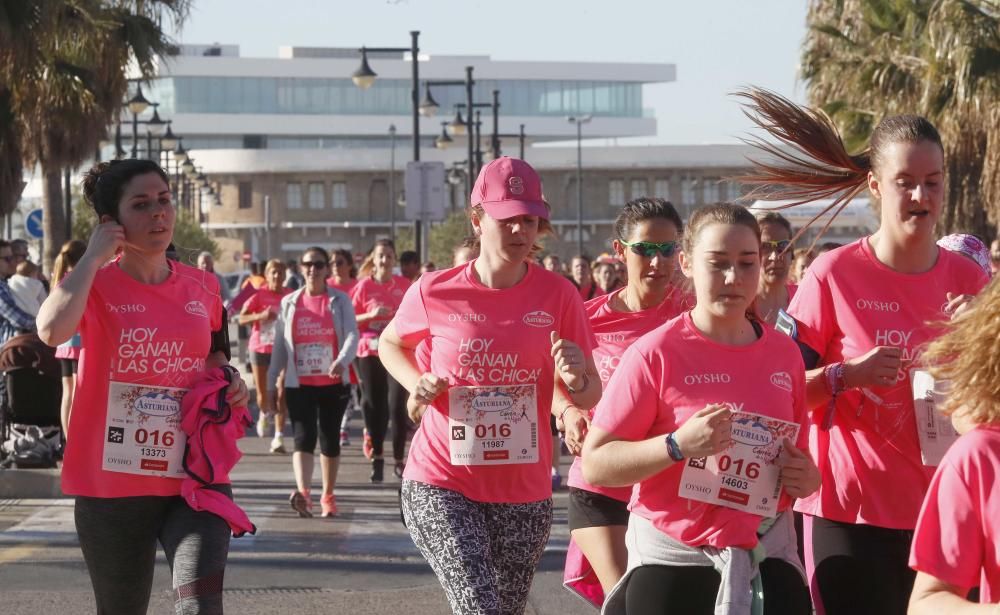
[923,278,1000,424]
[264,258,286,277]
[52,240,87,283]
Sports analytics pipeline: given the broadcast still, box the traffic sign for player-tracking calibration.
[25,209,43,239]
[404,162,447,222]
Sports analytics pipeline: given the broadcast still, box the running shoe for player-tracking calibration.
[289,490,313,518]
[339,429,350,447]
[270,438,286,455]
[551,468,563,491]
[393,461,405,479]
[256,413,273,438]
[370,458,385,483]
[320,494,337,518]
[362,429,374,460]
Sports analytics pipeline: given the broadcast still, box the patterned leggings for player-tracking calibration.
[401,480,553,615]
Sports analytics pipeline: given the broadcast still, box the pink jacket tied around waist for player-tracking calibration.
[181,366,255,537]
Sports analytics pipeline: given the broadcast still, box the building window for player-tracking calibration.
[609,179,625,206]
[332,182,347,209]
[238,182,252,209]
[630,178,648,201]
[286,182,303,209]
[727,181,743,202]
[308,182,325,209]
[654,179,670,200]
[703,179,720,204]
[681,177,696,205]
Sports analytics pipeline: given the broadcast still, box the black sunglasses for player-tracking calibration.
[620,240,678,258]
[301,260,328,269]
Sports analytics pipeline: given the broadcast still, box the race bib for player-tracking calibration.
[102,382,187,478]
[295,342,333,377]
[448,385,539,466]
[911,369,960,466]
[258,319,276,347]
[679,412,800,518]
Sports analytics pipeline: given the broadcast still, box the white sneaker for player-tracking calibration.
[270,437,286,454]
[256,413,273,438]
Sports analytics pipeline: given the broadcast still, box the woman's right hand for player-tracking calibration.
[407,372,449,422]
[369,305,391,319]
[673,403,732,458]
[844,345,903,389]
[86,221,125,264]
[261,308,277,323]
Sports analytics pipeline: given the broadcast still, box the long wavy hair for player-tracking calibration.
[923,278,1000,424]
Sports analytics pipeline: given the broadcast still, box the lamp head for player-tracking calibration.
[352,48,377,90]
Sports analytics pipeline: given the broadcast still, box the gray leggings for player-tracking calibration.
[74,485,232,615]
[401,479,552,615]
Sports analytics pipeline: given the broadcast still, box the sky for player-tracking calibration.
[167,0,811,145]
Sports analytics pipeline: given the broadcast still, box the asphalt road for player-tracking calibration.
[0,390,592,614]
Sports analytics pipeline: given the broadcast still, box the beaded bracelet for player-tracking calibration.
[821,362,846,430]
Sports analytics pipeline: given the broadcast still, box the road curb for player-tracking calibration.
[0,469,64,499]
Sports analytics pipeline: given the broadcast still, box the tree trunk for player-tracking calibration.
[42,165,67,275]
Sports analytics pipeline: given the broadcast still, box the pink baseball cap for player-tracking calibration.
[470,156,550,220]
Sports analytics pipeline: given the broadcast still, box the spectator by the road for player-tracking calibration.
[198,251,229,301]
[8,261,47,316]
[399,250,420,281]
[0,240,36,345]
[284,258,304,290]
[10,238,30,268]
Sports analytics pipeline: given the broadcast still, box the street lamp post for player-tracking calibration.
[568,115,592,256]
[425,66,477,197]
[389,124,397,245]
[492,124,527,160]
[353,31,422,254]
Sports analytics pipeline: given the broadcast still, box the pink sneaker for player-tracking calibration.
[320,494,337,518]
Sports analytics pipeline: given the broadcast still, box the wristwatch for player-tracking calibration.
[664,432,685,462]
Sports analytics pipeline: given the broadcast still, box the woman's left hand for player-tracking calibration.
[550,331,586,388]
[779,438,820,499]
[327,360,343,379]
[944,292,975,320]
[559,406,590,456]
[226,371,250,409]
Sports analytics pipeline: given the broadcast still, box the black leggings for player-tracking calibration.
[286,384,351,457]
[625,558,811,615]
[74,485,232,615]
[811,516,915,615]
[356,355,409,460]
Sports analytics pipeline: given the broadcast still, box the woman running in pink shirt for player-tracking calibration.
[37,159,248,614]
[583,203,819,615]
[908,278,1000,612]
[737,88,988,615]
[240,258,291,453]
[564,197,689,603]
[379,156,600,615]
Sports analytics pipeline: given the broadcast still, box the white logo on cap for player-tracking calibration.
[508,176,524,195]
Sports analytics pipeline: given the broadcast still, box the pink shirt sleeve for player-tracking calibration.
[909,451,983,592]
[393,280,430,343]
[592,344,663,440]
[787,268,836,361]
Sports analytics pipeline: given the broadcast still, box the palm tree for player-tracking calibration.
[801,0,1000,238]
[2,0,189,271]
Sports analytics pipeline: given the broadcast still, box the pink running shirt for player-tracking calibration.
[395,261,595,504]
[351,275,410,358]
[910,424,1000,603]
[244,287,289,354]
[62,260,223,498]
[591,312,808,549]
[327,277,357,295]
[567,287,688,501]
[291,292,341,387]
[789,239,988,529]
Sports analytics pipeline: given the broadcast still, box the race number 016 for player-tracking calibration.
[135,429,174,447]
[475,423,512,439]
[718,454,760,479]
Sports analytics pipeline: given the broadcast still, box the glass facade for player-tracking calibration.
[147,77,643,118]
